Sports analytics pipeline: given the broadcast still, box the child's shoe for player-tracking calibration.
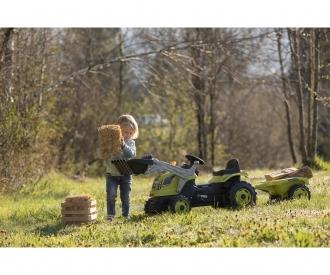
[106,215,114,222]
[123,216,131,221]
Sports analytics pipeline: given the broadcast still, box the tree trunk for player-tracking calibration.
[190,29,208,161]
[118,31,124,116]
[311,29,320,159]
[307,28,315,158]
[276,29,297,164]
[0,28,14,71]
[289,29,308,163]
[209,90,215,166]
[0,28,14,100]
[193,91,206,160]
[193,91,207,160]
[38,30,47,110]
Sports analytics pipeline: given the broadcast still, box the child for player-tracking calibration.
[105,114,139,221]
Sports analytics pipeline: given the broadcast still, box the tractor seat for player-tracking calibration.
[213,159,240,176]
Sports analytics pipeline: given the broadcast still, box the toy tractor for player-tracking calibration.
[112,154,257,214]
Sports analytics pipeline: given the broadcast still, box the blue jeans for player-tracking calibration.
[106,175,132,217]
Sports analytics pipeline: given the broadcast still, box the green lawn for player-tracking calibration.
[0,170,329,247]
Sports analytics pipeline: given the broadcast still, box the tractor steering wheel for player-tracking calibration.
[185,154,205,165]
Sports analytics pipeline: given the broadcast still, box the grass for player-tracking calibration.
[0,170,329,247]
[315,155,330,171]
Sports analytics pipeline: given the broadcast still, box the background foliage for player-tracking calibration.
[1,28,330,191]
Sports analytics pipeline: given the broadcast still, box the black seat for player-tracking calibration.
[212,159,240,176]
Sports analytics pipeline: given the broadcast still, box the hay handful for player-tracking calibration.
[97,124,122,159]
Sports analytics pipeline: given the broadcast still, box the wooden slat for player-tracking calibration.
[61,204,97,211]
[63,210,97,217]
[63,221,96,225]
[63,198,96,204]
[61,207,97,215]
[62,213,97,222]
[61,200,96,208]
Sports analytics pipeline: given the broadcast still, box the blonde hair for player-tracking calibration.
[117,114,139,139]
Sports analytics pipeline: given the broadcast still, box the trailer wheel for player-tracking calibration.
[229,181,256,209]
[169,196,191,214]
[269,195,282,203]
[288,184,311,200]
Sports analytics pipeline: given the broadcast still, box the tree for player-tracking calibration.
[288,28,308,164]
[275,29,297,164]
[288,28,323,165]
[0,28,58,191]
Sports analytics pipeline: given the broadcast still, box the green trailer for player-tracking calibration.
[255,177,311,202]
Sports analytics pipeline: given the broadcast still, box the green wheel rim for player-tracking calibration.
[235,188,252,207]
[292,187,309,199]
[174,199,190,213]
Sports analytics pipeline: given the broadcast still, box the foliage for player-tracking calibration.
[1,28,330,191]
[0,29,59,191]
[313,155,330,171]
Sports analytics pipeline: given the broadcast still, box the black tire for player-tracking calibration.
[229,181,257,209]
[169,195,191,214]
[288,184,311,200]
[144,198,164,215]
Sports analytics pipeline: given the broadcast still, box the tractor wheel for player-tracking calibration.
[169,196,191,214]
[144,198,163,215]
[229,181,256,209]
[288,184,311,200]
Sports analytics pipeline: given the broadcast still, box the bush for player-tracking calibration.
[314,155,330,171]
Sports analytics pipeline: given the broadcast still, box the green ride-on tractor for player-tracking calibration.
[112,154,257,214]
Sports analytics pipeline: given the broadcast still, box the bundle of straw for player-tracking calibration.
[97,124,122,159]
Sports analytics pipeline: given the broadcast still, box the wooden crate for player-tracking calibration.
[61,197,97,225]
[62,213,98,223]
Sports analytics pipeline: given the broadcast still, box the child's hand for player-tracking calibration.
[120,137,125,149]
